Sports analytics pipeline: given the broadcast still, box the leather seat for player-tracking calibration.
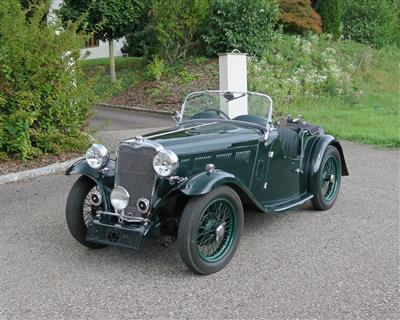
[191,111,224,120]
[277,127,301,158]
[233,115,267,127]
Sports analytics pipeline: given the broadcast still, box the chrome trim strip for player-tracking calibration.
[274,194,314,212]
[97,211,149,224]
[114,141,159,219]
[145,122,217,139]
[180,90,274,131]
[121,137,164,152]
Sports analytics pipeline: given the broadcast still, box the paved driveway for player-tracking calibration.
[1,111,399,319]
[89,106,174,131]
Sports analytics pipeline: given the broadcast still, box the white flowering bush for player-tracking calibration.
[248,33,358,110]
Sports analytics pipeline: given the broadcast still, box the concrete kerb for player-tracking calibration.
[0,127,166,185]
[0,157,82,185]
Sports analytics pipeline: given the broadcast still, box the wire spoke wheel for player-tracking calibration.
[321,155,339,201]
[196,198,236,263]
[310,145,342,211]
[82,186,101,227]
[178,186,244,275]
[66,176,105,249]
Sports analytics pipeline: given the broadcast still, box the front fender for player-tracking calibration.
[309,135,349,177]
[179,170,265,212]
[66,158,115,210]
[66,158,100,179]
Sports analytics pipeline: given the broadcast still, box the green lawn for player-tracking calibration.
[281,45,399,148]
[81,56,147,100]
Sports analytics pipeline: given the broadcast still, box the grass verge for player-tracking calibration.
[282,44,399,147]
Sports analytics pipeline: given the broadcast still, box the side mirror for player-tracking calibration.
[172,111,181,124]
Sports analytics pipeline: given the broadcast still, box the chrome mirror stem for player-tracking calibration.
[172,111,181,125]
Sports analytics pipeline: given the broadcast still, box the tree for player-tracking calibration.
[202,0,280,57]
[152,0,210,62]
[341,0,398,48]
[314,0,341,39]
[58,0,142,82]
[278,0,322,34]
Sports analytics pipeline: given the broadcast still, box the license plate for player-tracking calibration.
[86,219,143,250]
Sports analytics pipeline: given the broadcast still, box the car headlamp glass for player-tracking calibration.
[110,186,130,211]
[153,149,179,177]
[85,144,109,170]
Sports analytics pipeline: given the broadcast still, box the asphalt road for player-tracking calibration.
[89,105,174,131]
[1,110,399,319]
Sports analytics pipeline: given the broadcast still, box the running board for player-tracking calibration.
[264,194,314,213]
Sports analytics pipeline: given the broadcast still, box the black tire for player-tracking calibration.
[311,145,342,210]
[178,186,244,275]
[66,176,105,249]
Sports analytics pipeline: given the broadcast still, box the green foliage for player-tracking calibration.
[249,33,356,107]
[58,0,143,41]
[317,0,341,39]
[249,34,400,147]
[278,0,322,34]
[19,0,47,9]
[82,57,145,99]
[146,56,166,81]
[121,1,156,57]
[341,0,399,48]
[58,0,143,81]
[0,1,95,159]
[202,0,279,56]
[153,0,210,62]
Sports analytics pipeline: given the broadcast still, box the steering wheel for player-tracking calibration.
[202,108,230,120]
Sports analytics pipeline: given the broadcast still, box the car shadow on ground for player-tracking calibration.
[59,203,313,278]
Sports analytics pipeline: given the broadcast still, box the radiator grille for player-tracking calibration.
[115,143,157,217]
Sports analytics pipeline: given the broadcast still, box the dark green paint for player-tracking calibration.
[66,118,349,246]
[309,135,349,176]
[65,158,115,211]
[178,170,266,212]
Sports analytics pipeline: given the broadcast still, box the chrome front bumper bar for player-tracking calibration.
[97,210,149,224]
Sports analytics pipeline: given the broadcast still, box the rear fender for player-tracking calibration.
[66,158,115,210]
[179,170,265,212]
[308,135,349,195]
[309,135,349,176]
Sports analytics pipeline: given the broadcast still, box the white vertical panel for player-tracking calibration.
[218,53,248,118]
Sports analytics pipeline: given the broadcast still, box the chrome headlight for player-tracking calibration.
[110,186,130,211]
[85,144,109,170]
[153,149,179,177]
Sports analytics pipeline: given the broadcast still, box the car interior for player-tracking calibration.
[190,110,321,159]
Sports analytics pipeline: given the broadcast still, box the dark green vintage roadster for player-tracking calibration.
[66,91,348,274]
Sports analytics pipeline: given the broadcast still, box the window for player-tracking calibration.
[85,36,99,48]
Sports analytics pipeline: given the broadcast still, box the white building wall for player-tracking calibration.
[49,0,125,60]
[80,39,125,60]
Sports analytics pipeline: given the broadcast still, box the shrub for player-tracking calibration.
[122,3,156,57]
[248,33,357,108]
[278,0,322,34]
[153,0,210,62]
[315,0,341,39]
[147,56,166,81]
[202,0,280,57]
[341,0,399,48]
[0,1,95,159]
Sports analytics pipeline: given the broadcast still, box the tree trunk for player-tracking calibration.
[108,39,116,82]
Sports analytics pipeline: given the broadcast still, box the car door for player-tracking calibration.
[251,130,301,204]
